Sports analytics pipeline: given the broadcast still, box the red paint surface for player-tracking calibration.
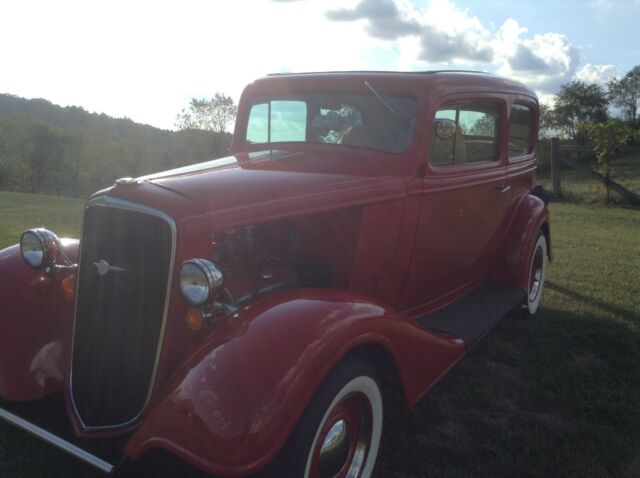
[124,290,464,477]
[0,241,78,400]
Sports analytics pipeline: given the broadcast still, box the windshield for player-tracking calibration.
[245,92,417,154]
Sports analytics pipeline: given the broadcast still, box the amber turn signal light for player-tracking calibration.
[61,274,76,302]
[186,308,205,331]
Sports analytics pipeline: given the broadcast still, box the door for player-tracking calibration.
[399,95,512,311]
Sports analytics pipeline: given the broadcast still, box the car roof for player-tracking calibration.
[248,70,537,101]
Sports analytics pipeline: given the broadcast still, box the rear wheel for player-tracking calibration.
[264,358,383,478]
[523,232,548,316]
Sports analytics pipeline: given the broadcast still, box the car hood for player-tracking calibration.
[107,149,407,231]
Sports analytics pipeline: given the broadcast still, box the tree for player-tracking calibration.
[0,154,29,190]
[608,65,640,127]
[175,93,237,133]
[538,103,556,138]
[554,81,609,140]
[26,121,67,193]
[468,114,495,137]
[578,120,633,202]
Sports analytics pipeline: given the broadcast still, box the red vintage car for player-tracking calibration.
[0,71,549,477]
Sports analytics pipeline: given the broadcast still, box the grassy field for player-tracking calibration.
[0,191,85,248]
[1,190,639,477]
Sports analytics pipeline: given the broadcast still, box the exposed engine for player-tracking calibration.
[212,223,298,306]
[210,209,361,308]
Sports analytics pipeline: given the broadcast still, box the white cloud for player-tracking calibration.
[327,0,421,40]
[575,63,616,84]
[327,0,494,63]
[324,0,608,96]
[494,20,580,92]
[416,0,494,63]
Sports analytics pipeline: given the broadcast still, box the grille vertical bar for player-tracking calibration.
[70,197,175,430]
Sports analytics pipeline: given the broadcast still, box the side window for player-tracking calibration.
[508,104,534,158]
[246,100,307,143]
[430,101,502,166]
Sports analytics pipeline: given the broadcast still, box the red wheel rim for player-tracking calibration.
[309,392,373,478]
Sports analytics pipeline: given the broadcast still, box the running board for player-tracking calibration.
[0,406,115,474]
[416,284,524,349]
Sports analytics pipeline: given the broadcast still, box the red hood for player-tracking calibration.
[105,149,407,232]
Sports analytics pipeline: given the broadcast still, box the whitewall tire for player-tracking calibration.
[262,358,383,478]
[525,232,548,316]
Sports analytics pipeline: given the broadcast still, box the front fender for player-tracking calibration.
[489,194,550,291]
[0,240,78,401]
[124,288,464,477]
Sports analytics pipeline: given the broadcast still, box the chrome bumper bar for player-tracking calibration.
[0,405,114,474]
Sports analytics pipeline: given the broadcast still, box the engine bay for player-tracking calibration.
[211,209,361,307]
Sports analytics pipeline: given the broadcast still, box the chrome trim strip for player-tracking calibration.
[0,406,114,473]
[69,195,178,432]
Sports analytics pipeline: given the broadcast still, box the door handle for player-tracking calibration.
[498,185,511,193]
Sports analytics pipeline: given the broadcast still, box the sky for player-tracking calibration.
[1,0,638,130]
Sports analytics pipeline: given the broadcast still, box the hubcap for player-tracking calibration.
[312,394,372,478]
[528,245,544,302]
[319,419,350,477]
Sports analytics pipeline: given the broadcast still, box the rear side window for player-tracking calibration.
[430,101,501,166]
[508,104,534,158]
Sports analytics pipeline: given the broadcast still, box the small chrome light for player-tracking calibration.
[179,259,223,306]
[20,228,61,269]
[115,177,140,186]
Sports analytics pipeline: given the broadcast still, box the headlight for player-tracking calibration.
[179,259,223,306]
[20,228,61,269]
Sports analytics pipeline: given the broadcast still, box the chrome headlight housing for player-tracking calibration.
[20,228,61,269]
[179,258,223,306]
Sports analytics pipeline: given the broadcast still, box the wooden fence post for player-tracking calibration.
[550,137,562,197]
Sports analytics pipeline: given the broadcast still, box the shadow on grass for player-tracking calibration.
[376,306,640,478]
[546,281,640,323]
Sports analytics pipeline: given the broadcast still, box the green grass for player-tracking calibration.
[0,191,84,248]
[1,192,640,477]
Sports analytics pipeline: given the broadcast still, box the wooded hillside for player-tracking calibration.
[0,94,232,198]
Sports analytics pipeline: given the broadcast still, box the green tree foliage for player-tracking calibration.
[578,120,634,202]
[0,94,233,197]
[27,120,68,193]
[554,81,609,141]
[538,103,556,139]
[608,65,640,127]
[468,114,495,137]
[175,93,238,133]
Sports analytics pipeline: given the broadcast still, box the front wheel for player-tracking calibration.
[264,358,383,478]
[524,232,548,316]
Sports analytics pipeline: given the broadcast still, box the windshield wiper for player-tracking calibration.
[364,81,409,125]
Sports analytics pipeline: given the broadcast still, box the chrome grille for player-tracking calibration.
[70,197,175,430]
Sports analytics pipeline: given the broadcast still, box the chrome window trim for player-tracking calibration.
[69,195,177,432]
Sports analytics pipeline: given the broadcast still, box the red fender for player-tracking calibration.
[124,288,464,477]
[0,239,79,401]
[489,194,550,292]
